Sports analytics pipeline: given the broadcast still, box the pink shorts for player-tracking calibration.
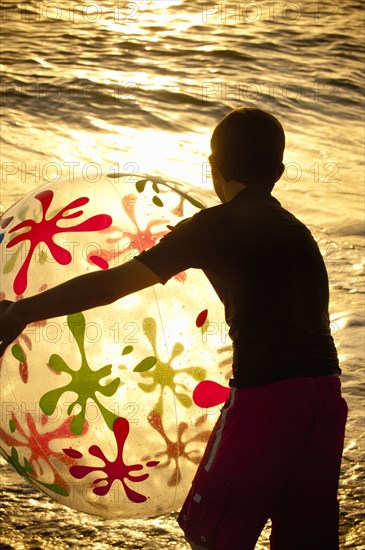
[178,376,348,550]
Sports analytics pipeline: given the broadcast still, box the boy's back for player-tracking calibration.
[137,184,340,387]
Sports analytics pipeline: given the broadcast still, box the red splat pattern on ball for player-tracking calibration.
[196,309,208,327]
[0,412,86,490]
[85,194,168,268]
[193,380,230,408]
[65,417,159,503]
[85,194,187,281]
[122,194,167,250]
[6,190,112,294]
[88,255,109,270]
[145,410,210,486]
[63,448,83,459]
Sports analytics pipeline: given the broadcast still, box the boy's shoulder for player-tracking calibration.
[174,189,309,235]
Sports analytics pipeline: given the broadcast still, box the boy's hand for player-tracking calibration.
[0,300,27,357]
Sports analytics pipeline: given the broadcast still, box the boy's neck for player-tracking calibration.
[221,180,248,203]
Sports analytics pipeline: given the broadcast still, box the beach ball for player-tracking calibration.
[0,171,232,518]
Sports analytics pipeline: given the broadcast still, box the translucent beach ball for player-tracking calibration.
[0,171,232,518]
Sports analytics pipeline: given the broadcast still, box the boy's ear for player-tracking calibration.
[209,156,222,180]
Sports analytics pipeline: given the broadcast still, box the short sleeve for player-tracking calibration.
[135,210,212,285]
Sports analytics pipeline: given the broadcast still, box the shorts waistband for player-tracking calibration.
[229,375,341,398]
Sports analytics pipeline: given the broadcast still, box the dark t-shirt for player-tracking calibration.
[136,186,340,387]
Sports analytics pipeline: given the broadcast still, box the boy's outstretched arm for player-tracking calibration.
[0,259,161,357]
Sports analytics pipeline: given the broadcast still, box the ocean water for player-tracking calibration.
[0,0,364,548]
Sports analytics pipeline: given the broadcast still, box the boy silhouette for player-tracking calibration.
[0,107,347,549]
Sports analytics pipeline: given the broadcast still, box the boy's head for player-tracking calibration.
[210,107,285,192]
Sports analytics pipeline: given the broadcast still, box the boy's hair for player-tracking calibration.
[210,107,285,191]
